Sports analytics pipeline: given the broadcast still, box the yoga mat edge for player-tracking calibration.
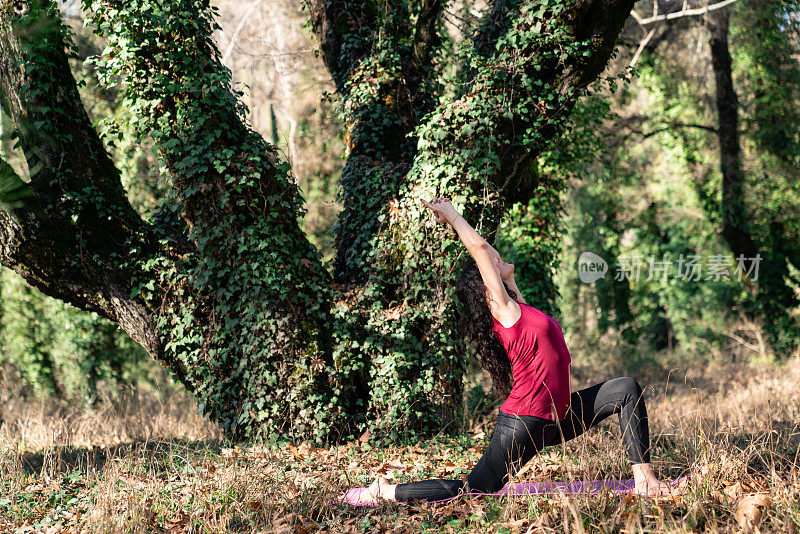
[332,476,690,507]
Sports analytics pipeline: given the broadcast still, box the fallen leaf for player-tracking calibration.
[272,512,296,534]
[504,518,527,529]
[735,493,772,530]
[725,481,743,499]
[288,444,302,460]
[524,512,551,533]
[166,509,190,533]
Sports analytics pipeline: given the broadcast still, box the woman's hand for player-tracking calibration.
[420,197,459,225]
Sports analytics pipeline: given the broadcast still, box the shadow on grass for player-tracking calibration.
[15,438,224,476]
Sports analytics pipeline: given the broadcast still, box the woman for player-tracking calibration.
[352,197,675,504]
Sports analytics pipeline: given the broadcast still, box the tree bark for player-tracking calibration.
[306,0,442,284]
[1,0,344,439]
[307,0,637,433]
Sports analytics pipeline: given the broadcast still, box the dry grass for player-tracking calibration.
[0,387,221,452]
[1,356,799,533]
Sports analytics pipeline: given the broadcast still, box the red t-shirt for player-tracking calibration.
[491,298,572,420]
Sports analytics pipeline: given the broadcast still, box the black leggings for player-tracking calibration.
[394,377,651,502]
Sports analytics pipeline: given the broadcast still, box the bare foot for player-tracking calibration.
[354,476,397,504]
[633,477,680,497]
[375,476,397,501]
[631,463,687,497]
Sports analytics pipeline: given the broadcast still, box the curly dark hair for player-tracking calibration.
[455,257,517,398]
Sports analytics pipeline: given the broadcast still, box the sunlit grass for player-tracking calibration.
[1,354,799,532]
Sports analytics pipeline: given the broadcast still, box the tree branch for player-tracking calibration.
[87,0,329,275]
[0,3,144,236]
[0,1,162,354]
[630,24,658,66]
[306,0,443,283]
[631,0,739,26]
[600,110,719,151]
[642,121,719,138]
[84,0,350,435]
[498,0,639,205]
[380,0,642,286]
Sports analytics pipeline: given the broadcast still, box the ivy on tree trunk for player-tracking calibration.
[0,0,635,443]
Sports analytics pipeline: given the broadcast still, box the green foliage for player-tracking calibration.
[96,100,168,217]
[76,0,617,443]
[3,0,795,453]
[0,267,152,401]
[633,7,800,357]
[495,187,564,319]
[558,65,751,367]
[0,269,58,397]
[732,0,800,166]
[550,12,800,372]
[0,11,168,405]
[730,0,800,354]
[2,0,643,445]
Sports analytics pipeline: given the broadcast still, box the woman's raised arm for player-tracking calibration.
[420,198,515,311]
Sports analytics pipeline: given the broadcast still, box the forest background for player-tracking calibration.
[2,0,797,430]
[0,0,798,531]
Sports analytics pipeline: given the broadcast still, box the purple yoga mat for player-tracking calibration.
[335,476,688,507]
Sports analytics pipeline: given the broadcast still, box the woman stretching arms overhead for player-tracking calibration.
[352,197,676,504]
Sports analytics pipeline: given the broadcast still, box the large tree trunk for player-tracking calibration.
[1,0,636,442]
[306,0,637,435]
[1,0,344,440]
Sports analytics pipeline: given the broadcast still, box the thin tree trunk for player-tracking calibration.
[709,9,759,263]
